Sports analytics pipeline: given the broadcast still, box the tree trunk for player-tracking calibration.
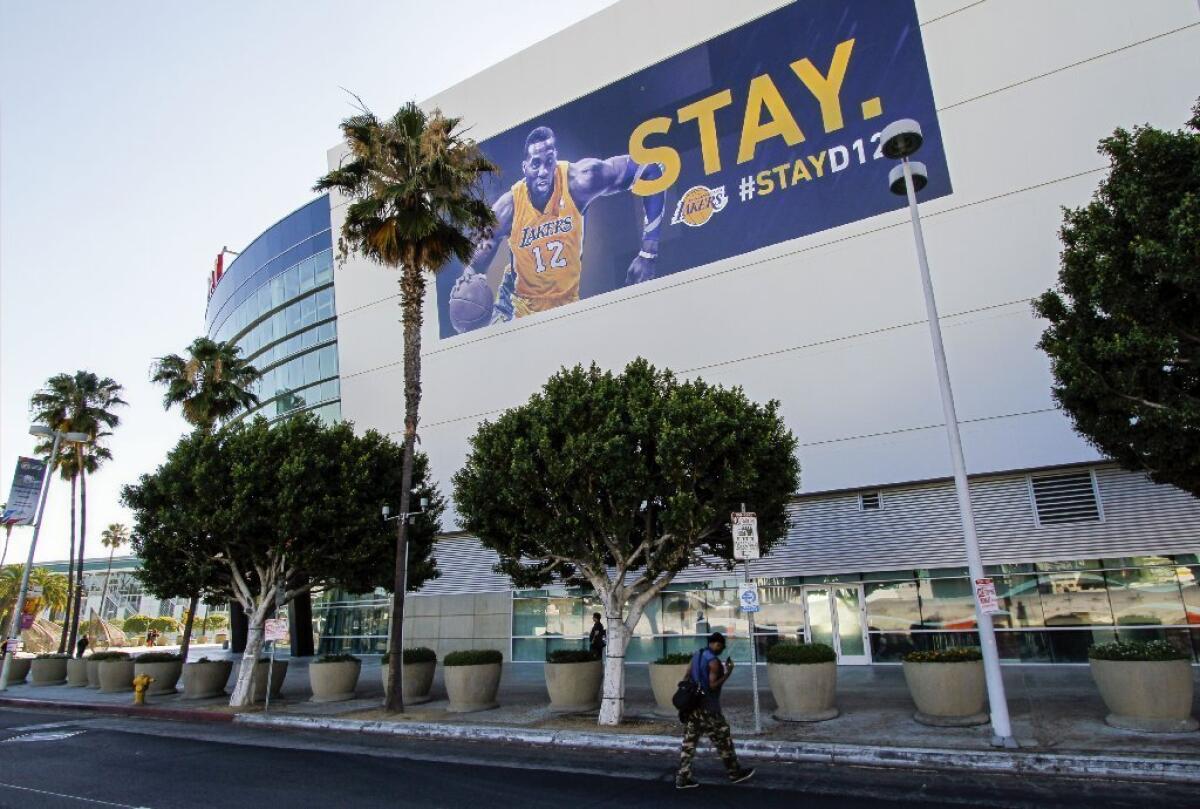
[1,525,11,568]
[229,600,271,707]
[68,462,87,653]
[179,593,199,663]
[60,475,77,654]
[599,618,630,726]
[385,267,425,713]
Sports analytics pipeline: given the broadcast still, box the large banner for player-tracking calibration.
[436,0,950,338]
[1,456,46,526]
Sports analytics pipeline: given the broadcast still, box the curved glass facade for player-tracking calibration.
[205,195,340,425]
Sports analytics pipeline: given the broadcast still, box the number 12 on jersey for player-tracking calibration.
[532,240,567,273]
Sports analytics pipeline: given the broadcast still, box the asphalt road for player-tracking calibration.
[0,706,1191,809]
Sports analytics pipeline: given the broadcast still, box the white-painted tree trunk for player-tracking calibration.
[229,606,269,707]
[598,620,629,725]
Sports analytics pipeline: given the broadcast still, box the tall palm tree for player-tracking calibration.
[150,337,260,431]
[315,100,495,712]
[98,523,129,620]
[30,371,126,656]
[0,564,21,636]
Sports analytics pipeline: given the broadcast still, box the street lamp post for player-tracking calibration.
[0,426,90,691]
[880,119,1016,748]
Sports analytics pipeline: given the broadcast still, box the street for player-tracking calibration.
[0,706,1192,809]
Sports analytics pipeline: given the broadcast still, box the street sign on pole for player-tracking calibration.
[738,583,760,613]
[731,512,759,560]
[974,578,1001,615]
[264,618,288,642]
[735,505,763,734]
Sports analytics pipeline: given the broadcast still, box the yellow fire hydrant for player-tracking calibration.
[133,674,154,705]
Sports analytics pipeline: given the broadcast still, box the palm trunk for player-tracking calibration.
[59,475,77,654]
[68,460,87,653]
[1,525,11,568]
[100,548,115,621]
[384,267,424,713]
[179,593,199,663]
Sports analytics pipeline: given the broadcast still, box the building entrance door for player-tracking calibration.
[803,584,870,665]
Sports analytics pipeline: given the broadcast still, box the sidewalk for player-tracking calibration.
[4,654,1199,782]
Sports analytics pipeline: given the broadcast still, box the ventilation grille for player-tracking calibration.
[1030,472,1101,525]
[859,491,883,511]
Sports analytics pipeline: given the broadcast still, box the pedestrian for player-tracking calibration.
[146,628,157,647]
[75,635,89,658]
[588,612,606,660]
[676,632,755,789]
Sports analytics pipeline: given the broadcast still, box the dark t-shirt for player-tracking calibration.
[589,622,606,649]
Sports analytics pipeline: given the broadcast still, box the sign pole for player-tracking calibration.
[264,639,276,713]
[738,503,762,735]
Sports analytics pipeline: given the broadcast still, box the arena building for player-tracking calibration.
[212,0,1200,664]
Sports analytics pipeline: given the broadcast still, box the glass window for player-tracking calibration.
[753,584,805,640]
[917,577,976,630]
[299,257,316,293]
[318,321,336,342]
[1039,571,1112,627]
[319,345,338,378]
[302,326,317,350]
[285,301,301,333]
[992,574,1044,628]
[303,350,320,383]
[284,265,300,299]
[1181,566,1200,627]
[271,274,286,307]
[1106,567,1186,627]
[316,288,334,319]
[257,284,272,314]
[865,580,922,631]
[315,253,334,285]
[301,294,317,326]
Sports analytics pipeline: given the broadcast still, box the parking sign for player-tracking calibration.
[738,583,760,613]
[731,512,759,560]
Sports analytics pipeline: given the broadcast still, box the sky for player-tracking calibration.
[0,0,616,566]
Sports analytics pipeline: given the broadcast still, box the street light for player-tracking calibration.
[0,426,90,691]
[881,118,1017,748]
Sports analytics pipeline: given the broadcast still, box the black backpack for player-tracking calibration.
[671,650,706,715]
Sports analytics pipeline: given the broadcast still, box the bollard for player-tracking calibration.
[133,674,154,705]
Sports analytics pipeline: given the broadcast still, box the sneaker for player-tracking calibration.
[729,768,756,784]
[675,776,700,790]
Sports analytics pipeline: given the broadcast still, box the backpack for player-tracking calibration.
[670,650,706,715]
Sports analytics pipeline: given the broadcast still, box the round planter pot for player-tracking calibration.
[86,659,102,688]
[309,659,361,703]
[250,659,288,703]
[902,660,988,727]
[648,662,690,718]
[381,661,436,705]
[135,660,183,695]
[98,660,135,693]
[66,658,89,687]
[4,656,32,685]
[1090,658,1198,733]
[182,660,233,699]
[769,661,839,722]
[31,657,69,685]
[445,662,502,713]
[544,660,603,713]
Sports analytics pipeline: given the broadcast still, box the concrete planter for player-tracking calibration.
[649,662,690,717]
[769,661,839,722]
[381,661,436,704]
[1090,658,1199,733]
[4,656,31,685]
[98,660,135,693]
[182,660,233,699]
[250,659,288,703]
[445,662,501,713]
[86,659,101,688]
[66,658,89,687]
[135,660,183,695]
[309,659,361,703]
[902,660,988,727]
[31,657,69,685]
[545,660,603,713]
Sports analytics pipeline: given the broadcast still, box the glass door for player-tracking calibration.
[802,584,871,665]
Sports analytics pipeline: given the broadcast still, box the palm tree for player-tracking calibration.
[150,337,260,430]
[0,564,21,636]
[315,100,495,712]
[30,371,126,656]
[98,523,129,620]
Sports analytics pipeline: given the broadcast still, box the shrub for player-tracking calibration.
[381,648,437,665]
[122,615,152,634]
[443,649,503,667]
[1088,640,1189,661]
[315,654,360,664]
[547,649,595,664]
[36,653,71,659]
[136,652,182,663]
[199,614,229,630]
[89,651,131,662]
[148,616,180,633]
[766,642,836,665]
[653,652,694,665]
[903,647,983,663]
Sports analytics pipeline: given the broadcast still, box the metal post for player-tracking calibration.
[901,158,1016,748]
[264,639,276,712]
[0,431,63,691]
[740,503,762,735]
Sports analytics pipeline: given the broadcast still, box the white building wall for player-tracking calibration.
[331,1,1200,526]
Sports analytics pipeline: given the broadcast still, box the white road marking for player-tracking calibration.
[0,780,151,808]
[2,730,85,742]
[9,719,83,732]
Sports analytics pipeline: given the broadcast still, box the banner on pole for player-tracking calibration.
[974,577,1001,615]
[2,457,47,526]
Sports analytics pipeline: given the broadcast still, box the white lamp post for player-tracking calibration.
[880,119,1016,748]
[0,426,90,691]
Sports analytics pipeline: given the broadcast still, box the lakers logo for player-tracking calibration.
[670,184,728,228]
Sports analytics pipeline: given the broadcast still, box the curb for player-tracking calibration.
[0,696,235,724]
[235,713,1200,784]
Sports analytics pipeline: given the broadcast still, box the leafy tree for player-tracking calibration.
[150,337,260,430]
[30,371,125,655]
[122,614,152,635]
[314,100,495,712]
[1035,101,1200,496]
[454,359,799,725]
[98,523,129,620]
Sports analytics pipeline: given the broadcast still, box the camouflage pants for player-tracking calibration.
[678,709,740,778]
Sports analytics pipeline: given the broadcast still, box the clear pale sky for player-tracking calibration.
[0,0,616,565]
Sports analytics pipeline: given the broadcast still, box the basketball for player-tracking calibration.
[449,274,494,333]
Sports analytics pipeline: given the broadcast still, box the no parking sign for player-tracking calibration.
[738,583,760,613]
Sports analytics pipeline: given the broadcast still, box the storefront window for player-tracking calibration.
[1106,566,1186,627]
[992,574,1044,629]
[1038,570,1112,627]
[864,579,921,631]
[917,577,976,629]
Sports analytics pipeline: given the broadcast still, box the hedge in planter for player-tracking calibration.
[649,653,693,717]
[902,647,987,727]
[309,654,362,703]
[444,650,502,713]
[135,652,184,695]
[1088,641,1197,732]
[31,653,71,685]
[767,642,838,722]
[381,648,437,704]
[92,651,135,693]
[544,649,602,713]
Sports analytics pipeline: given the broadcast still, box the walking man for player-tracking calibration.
[589,612,606,660]
[677,632,755,789]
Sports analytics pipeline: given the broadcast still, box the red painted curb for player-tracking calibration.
[0,696,236,723]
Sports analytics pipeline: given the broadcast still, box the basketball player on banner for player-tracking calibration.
[448,126,666,333]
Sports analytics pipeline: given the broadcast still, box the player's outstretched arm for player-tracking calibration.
[460,191,515,280]
[570,156,664,286]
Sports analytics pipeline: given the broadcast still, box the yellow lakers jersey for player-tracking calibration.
[508,161,584,312]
